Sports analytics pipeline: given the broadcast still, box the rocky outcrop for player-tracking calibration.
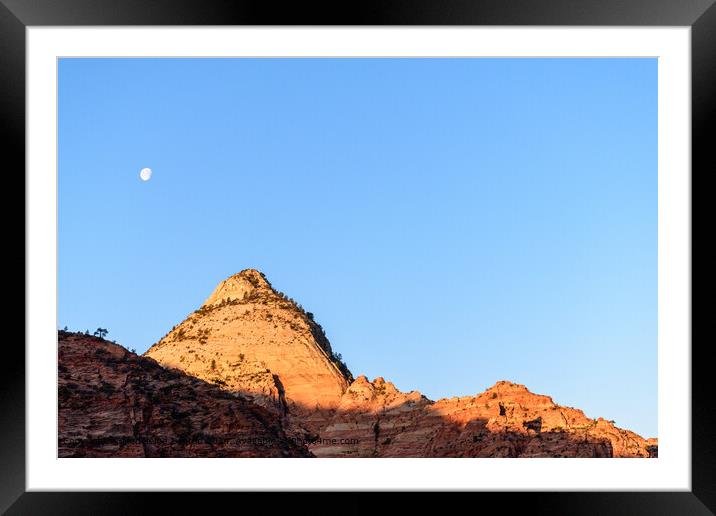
[68,268,657,458]
[144,269,352,435]
[312,378,657,458]
[58,331,310,457]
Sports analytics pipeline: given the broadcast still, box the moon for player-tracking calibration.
[140,168,152,181]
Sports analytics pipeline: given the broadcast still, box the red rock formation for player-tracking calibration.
[64,269,657,458]
[58,331,310,457]
[312,377,657,458]
[144,269,351,434]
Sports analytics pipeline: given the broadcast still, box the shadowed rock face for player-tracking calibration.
[58,331,310,457]
[312,377,657,458]
[144,269,351,434]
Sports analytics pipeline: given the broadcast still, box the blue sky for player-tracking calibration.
[58,58,657,437]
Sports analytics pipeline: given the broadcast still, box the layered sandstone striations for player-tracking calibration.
[145,269,352,434]
[58,331,310,457]
[312,377,657,458]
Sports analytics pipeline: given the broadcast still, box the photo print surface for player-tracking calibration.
[58,58,657,458]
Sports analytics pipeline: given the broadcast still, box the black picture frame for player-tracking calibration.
[4,1,711,513]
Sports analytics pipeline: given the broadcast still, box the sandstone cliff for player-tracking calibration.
[312,377,657,458]
[143,269,657,458]
[58,331,310,457]
[63,268,657,458]
[145,269,353,432]
[144,269,352,435]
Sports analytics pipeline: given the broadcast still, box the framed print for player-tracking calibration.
[4,0,712,513]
